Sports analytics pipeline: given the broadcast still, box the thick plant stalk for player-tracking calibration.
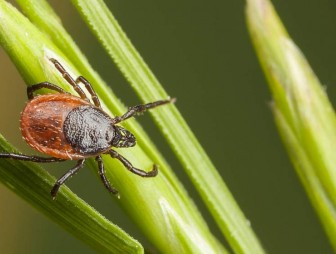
[246,0,336,250]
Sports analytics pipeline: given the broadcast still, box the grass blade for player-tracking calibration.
[246,0,336,250]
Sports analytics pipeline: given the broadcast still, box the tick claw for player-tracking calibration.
[148,164,158,177]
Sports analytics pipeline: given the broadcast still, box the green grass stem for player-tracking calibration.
[246,0,336,250]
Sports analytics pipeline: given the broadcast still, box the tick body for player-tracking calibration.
[21,94,114,159]
[0,58,174,199]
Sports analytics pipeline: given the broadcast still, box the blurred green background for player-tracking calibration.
[0,0,336,253]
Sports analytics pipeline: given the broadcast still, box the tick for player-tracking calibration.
[0,58,174,199]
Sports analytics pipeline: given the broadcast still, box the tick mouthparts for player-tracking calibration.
[112,125,136,148]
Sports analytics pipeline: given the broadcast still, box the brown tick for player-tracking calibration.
[0,58,174,199]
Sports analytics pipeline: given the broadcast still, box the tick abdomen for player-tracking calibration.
[64,105,114,154]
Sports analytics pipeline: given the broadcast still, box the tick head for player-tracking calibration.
[111,125,136,148]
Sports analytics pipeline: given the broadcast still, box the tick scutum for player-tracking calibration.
[63,105,115,155]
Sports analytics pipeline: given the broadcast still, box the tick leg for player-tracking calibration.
[113,98,175,124]
[49,58,89,101]
[108,149,158,177]
[0,153,65,162]
[27,82,68,100]
[96,156,118,194]
[51,159,85,199]
[75,76,101,108]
